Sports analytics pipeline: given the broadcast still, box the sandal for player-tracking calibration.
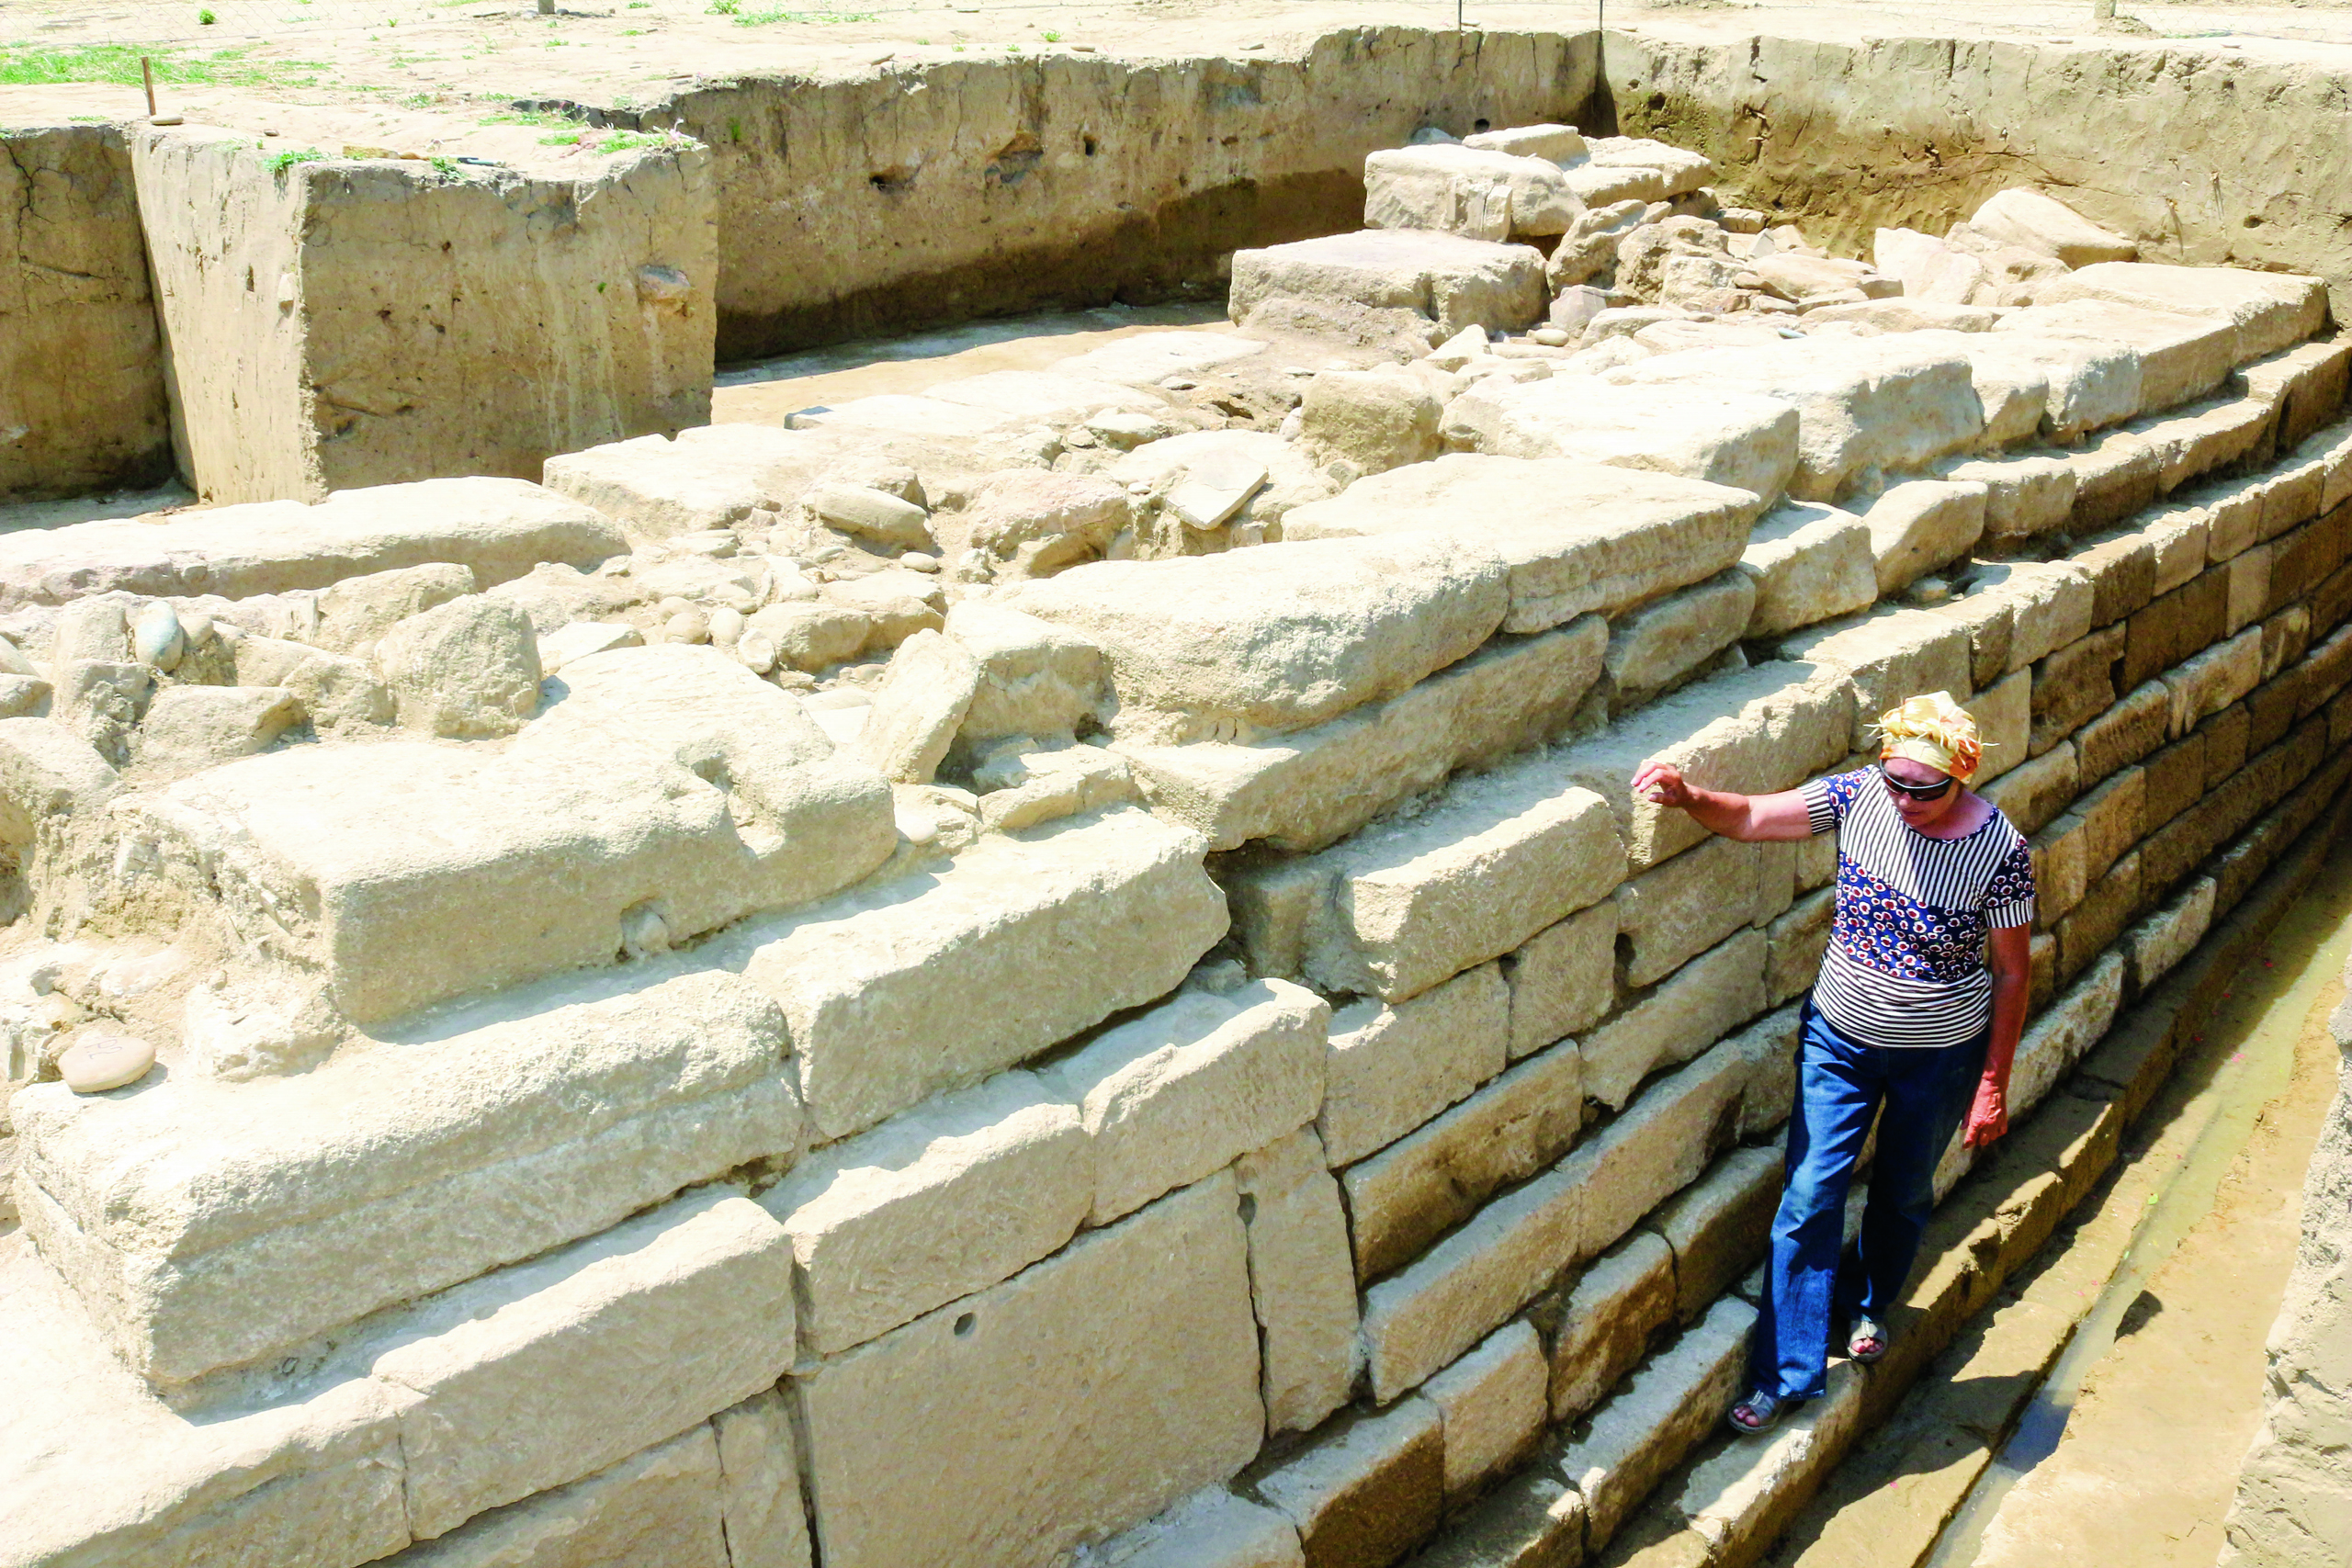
[1726,1389,1785,1437]
[1847,1316,1889,1364]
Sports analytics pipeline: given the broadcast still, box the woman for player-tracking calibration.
[1632,693,2035,1435]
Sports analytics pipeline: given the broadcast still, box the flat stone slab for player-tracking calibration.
[1228,230,1550,342]
[2036,261,2328,365]
[1442,374,1803,502]
[541,423,845,538]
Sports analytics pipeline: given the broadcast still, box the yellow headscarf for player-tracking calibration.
[1875,692,1984,783]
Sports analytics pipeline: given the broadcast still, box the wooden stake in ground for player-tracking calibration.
[141,56,156,118]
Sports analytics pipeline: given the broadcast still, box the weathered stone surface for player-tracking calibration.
[16,966,797,1385]
[1546,1230,1676,1423]
[1650,1145,1782,1324]
[1602,571,1755,711]
[1557,1297,1757,1549]
[1969,188,2137,267]
[2010,953,2126,1116]
[714,807,1225,1139]
[2038,262,2327,365]
[1008,535,1510,745]
[1254,1399,1444,1568]
[853,627,979,784]
[2030,622,2125,754]
[961,470,1131,581]
[1575,1037,1758,1260]
[1425,1321,1549,1498]
[1670,1359,1865,1562]
[0,479,624,611]
[1101,1488,1306,1568]
[943,600,1108,747]
[372,1188,793,1541]
[1229,230,1549,343]
[1943,452,2079,542]
[1046,979,1328,1224]
[542,423,841,538]
[133,684,303,773]
[1363,145,1580,242]
[312,562,479,654]
[1779,606,1974,752]
[399,1425,729,1568]
[1442,376,1801,502]
[1767,886,1835,1007]
[1236,1129,1363,1438]
[1298,366,1444,478]
[1580,929,1769,1111]
[713,1390,815,1568]
[2165,626,2264,739]
[1283,455,1762,634]
[1408,1470,1586,1568]
[1121,619,1604,855]
[1613,837,1792,989]
[228,635,393,733]
[1866,479,1987,597]
[1506,901,1617,1058]
[1343,1036,1584,1281]
[761,1071,1091,1355]
[375,594,543,739]
[798,1177,1261,1568]
[1319,964,1510,1168]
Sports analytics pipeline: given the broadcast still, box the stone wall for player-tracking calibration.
[0,118,170,499]
[131,125,717,506]
[2221,959,2352,1568]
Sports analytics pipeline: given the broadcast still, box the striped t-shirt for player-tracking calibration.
[1801,768,2037,1050]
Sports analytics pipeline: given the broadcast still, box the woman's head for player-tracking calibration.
[1873,692,1982,829]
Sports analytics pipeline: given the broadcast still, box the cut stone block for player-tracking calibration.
[1464,124,1588,161]
[1228,230,1550,343]
[1425,1321,1549,1498]
[1406,1471,1586,1568]
[797,1177,1262,1568]
[1611,336,1984,502]
[1939,326,2143,441]
[760,1071,1091,1356]
[1575,1037,1758,1260]
[1545,1230,1675,1424]
[1767,887,1835,1007]
[1580,929,1770,1111]
[1669,1359,1865,1562]
[371,1188,793,1541]
[1008,534,1510,746]
[1560,660,1854,874]
[2009,953,2126,1117]
[944,600,1109,747]
[1100,1488,1306,1568]
[2037,262,2328,365]
[1442,375,1802,502]
[1649,1145,1782,1325]
[1601,570,1756,711]
[1613,837,1792,989]
[1255,1399,1444,1568]
[1343,1036,1585,1281]
[1737,501,1877,640]
[1778,606,1974,752]
[1966,666,2033,787]
[1969,188,2137,267]
[1557,1296,1757,1548]
[376,594,543,740]
[1363,145,1580,242]
[132,684,302,774]
[1303,763,1623,1003]
[2000,299,2235,414]
[1942,452,2079,542]
[542,422,843,538]
[1236,1129,1363,1437]
[713,807,1225,1140]
[1319,964,1511,1168]
[1118,618,1605,855]
[397,1425,729,1568]
[14,966,797,1386]
[1298,366,1444,479]
[0,478,624,612]
[2125,876,2216,992]
[713,1390,816,1568]
[1281,454,1764,634]
[1866,479,1987,596]
[1584,137,1715,197]
[2164,626,2263,739]
[1506,902,1617,1058]
[853,627,979,784]
[1046,979,1328,1224]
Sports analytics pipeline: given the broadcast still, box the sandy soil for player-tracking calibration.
[8,0,2352,130]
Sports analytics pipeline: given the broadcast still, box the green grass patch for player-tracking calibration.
[0,43,332,92]
[265,146,326,175]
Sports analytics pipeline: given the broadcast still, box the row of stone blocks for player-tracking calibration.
[4,276,2351,1566]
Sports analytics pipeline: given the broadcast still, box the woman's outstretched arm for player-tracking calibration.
[1633,761,1817,842]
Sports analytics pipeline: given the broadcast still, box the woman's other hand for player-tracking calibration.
[1962,1077,2009,1148]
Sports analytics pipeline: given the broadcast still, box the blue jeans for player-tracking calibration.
[1748,997,1989,1401]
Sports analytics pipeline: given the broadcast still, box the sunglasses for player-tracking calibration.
[1880,765,1955,802]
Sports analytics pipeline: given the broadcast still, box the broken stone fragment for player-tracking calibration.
[1969,187,2137,268]
[57,1031,153,1094]
[536,619,643,675]
[749,601,871,672]
[312,560,477,653]
[375,594,545,739]
[806,481,933,552]
[130,601,183,672]
[961,469,1131,581]
[854,628,981,785]
[134,684,304,773]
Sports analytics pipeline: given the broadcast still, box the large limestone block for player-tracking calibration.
[1546,1231,1676,1422]
[1866,479,1987,596]
[1281,454,1764,634]
[1006,535,1510,745]
[797,1176,1262,1568]
[1580,929,1770,1111]
[1650,1145,1782,1323]
[2165,626,2264,738]
[0,715,118,849]
[1737,501,1877,638]
[760,1072,1091,1355]
[1046,979,1329,1224]
[1968,188,2137,267]
[1584,137,1715,197]
[1441,375,1802,502]
[395,1426,729,1568]
[371,1189,794,1540]
[0,1245,409,1568]
[1614,839,1792,990]
[1610,337,1985,501]
[712,807,1226,1139]
[541,423,842,538]
[1576,1038,1757,1259]
[1424,1321,1549,1499]
[944,600,1109,747]
[1600,571,1756,712]
[1464,124,1589,161]
[1119,618,1604,855]
[375,594,544,739]
[1228,231,1550,342]
[923,369,1170,427]
[1506,901,1617,1058]
[1557,1297,1757,1549]
[1778,606,1975,752]
[1255,1399,1444,1568]
[1999,299,2236,414]
[2010,953,2125,1116]
[2037,262,2328,364]
[0,478,625,610]
[1561,660,1854,874]
[1236,1130,1363,1437]
[1669,1359,1864,1562]
[713,1391,815,1568]
[15,966,797,1386]
[1942,452,2079,543]
[1297,366,1444,479]
[1343,1036,1585,1281]
[133,684,304,774]
[1100,1489,1306,1568]
[1319,964,1511,1167]
[1304,762,1623,1003]
[1922,325,2140,442]
[1363,144,1580,241]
